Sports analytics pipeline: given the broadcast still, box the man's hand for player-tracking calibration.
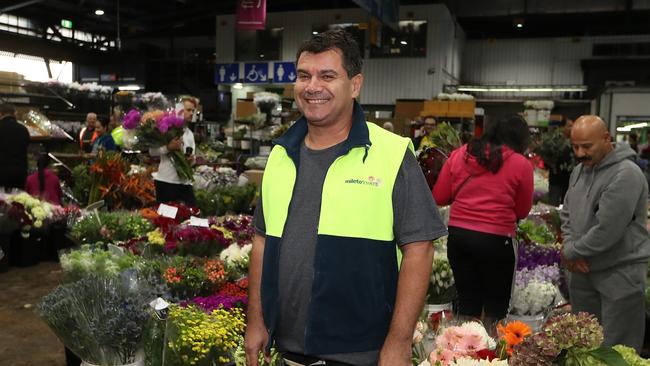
[561,250,590,273]
[378,336,412,366]
[244,319,270,366]
[167,137,183,151]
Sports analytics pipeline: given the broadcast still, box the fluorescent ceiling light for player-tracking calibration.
[118,85,141,91]
[456,85,587,93]
[95,9,104,16]
[400,41,408,45]
[233,83,243,89]
[617,122,649,132]
[516,23,523,28]
[312,31,318,35]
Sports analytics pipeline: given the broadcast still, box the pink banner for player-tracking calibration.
[236,0,266,30]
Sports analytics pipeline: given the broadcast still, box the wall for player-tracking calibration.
[216,4,464,105]
[462,34,650,88]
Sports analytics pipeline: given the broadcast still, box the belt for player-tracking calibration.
[282,352,353,366]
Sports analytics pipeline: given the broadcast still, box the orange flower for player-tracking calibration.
[497,320,532,355]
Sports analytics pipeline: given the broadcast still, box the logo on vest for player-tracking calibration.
[344,176,383,187]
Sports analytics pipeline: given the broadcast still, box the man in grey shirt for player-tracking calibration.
[245,30,447,366]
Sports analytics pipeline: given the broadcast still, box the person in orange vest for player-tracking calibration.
[79,112,99,153]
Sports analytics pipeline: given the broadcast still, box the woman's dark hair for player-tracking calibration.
[98,117,110,129]
[296,28,363,78]
[37,154,50,194]
[467,114,530,173]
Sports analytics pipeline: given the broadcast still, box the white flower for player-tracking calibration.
[413,329,424,343]
[417,361,431,366]
[449,358,508,366]
[33,220,42,228]
[511,280,557,315]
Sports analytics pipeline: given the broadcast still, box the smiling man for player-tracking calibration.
[561,115,650,352]
[245,30,447,366]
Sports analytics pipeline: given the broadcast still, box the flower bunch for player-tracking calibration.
[71,211,153,244]
[165,225,231,257]
[220,243,252,279]
[510,281,558,316]
[428,258,456,304]
[59,245,143,282]
[517,219,557,247]
[496,320,532,356]
[220,215,255,244]
[429,322,496,366]
[218,278,249,298]
[39,272,161,365]
[193,166,238,191]
[182,293,247,313]
[5,192,53,232]
[164,305,245,366]
[515,264,560,288]
[195,185,257,217]
[510,312,605,366]
[138,92,170,110]
[523,100,554,110]
[123,109,193,181]
[444,359,508,366]
[516,242,561,270]
[253,91,281,106]
[154,202,200,222]
[162,257,227,300]
[147,228,166,245]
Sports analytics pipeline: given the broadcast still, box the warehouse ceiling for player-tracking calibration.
[0,0,649,40]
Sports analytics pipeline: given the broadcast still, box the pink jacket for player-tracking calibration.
[25,169,63,205]
[433,144,534,237]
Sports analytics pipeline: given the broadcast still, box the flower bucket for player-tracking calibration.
[80,352,144,366]
[506,313,545,332]
[425,302,453,332]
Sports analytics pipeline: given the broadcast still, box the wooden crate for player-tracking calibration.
[447,101,476,118]
[236,99,258,119]
[421,100,449,117]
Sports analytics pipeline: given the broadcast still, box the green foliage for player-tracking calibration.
[427,122,462,156]
[613,345,650,366]
[71,164,92,205]
[534,128,575,173]
[195,184,257,217]
[518,218,557,246]
[71,211,153,244]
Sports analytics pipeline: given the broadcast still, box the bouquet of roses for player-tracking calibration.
[122,108,193,182]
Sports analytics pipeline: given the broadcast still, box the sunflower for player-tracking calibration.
[497,320,532,355]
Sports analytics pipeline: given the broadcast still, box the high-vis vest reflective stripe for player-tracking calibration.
[261,122,414,354]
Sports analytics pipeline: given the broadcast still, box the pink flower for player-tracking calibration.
[157,113,184,133]
[122,109,141,129]
[429,348,456,366]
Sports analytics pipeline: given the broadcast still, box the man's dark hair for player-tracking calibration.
[467,114,531,173]
[0,103,16,116]
[295,29,363,78]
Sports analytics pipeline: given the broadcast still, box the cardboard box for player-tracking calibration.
[283,85,294,99]
[243,169,264,188]
[236,99,258,119]
[394,99,425,120]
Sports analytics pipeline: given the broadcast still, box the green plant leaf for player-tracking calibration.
[590,347,630,366]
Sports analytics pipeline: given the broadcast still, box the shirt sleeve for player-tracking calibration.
[254,189,266,236]
[393,150,448,246]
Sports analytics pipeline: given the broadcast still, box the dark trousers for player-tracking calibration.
[154,180,196,207]
[447,226,515,319]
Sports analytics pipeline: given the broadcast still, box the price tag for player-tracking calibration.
[189,216,209,227]
[157,203,178,219]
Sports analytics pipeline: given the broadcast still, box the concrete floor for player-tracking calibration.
[0,261,66,366]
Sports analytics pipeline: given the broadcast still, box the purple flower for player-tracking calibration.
[157,113,184,133]
[122,109,141,130]
[517,242,561,270]
[183,294,247,312]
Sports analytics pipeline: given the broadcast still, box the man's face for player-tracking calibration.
[294,49,362,127]
[183,100,195,123]
[95,121,105,135]
[571,126,611,166]
[423,118,436,134]
[86,114,97,128]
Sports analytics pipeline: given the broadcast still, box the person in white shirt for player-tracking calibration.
[149,98,197,205]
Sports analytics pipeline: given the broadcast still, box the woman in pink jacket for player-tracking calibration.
[433,115,533,319]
